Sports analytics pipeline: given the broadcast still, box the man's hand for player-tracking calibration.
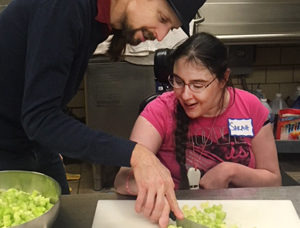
[130,143,183,227]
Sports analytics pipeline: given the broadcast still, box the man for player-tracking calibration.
[0,0,205,227]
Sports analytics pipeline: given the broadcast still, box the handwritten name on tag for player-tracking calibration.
[228,118,254,137]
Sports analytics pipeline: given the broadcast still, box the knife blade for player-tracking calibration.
[176,218,209,228]
[169,211,209,228]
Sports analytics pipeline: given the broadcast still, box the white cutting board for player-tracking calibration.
[92,200,300,228]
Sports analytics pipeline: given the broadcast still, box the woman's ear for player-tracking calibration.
[219,68,231,88]
[224,68,231,81]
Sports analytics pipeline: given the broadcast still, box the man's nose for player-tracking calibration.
[155,25,172,41]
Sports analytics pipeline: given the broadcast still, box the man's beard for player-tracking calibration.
[107,22,155,61]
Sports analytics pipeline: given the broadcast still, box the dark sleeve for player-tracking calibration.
[21,0,135,166]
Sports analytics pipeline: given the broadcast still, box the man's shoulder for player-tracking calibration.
[34,0,93,10]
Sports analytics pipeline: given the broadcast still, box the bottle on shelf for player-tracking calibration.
[260,98,272,120]
[292,86,300,109]
[271,93,287,113]
[252,87,265,100]
[271,93,288,135]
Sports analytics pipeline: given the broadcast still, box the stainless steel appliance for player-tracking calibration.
[85,56,155,190]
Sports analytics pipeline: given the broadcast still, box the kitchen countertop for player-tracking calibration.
[53,186,300,228]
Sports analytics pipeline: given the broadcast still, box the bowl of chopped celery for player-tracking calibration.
[0,170,61,228]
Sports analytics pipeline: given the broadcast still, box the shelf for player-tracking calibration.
[195,0,300,45]
[276,140,300,153]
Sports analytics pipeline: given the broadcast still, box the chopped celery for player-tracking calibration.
[0,188,54,228]
[168,202,239,228]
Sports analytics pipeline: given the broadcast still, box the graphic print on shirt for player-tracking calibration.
[185,126,252,176]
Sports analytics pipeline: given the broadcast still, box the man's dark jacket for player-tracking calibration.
[0,0,135,165]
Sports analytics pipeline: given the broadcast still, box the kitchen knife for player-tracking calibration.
[176,218,209,228]
[169,212,208,228]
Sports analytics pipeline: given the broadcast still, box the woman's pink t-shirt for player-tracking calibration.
[141,88,269,189]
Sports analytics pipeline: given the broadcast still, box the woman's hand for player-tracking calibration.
[199,162,233,189]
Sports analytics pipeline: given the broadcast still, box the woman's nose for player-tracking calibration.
[181,85,193,100]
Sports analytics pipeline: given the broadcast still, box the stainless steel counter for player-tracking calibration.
[53,186,300,228]
[195,0,300,44]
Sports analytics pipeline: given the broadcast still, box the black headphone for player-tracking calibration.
[153,48,173,84]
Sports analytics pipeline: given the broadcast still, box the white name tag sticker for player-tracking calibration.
[228,118,254,137]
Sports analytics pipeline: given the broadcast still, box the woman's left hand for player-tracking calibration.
[199,162,232,189]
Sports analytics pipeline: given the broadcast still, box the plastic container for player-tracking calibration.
[271,93,287,114]
[291,86,300,102]
[260,98,272,120]
[271,93,288,134]
[252,88,265,99]
[292,86,300,109]
[292,96,300,109]
[255,88,265,99]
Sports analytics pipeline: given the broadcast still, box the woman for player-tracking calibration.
[115,32,281,195]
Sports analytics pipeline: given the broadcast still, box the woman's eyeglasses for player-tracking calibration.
[168,73,216,93]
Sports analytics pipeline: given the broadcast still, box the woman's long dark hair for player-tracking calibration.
[171,32,234,189]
